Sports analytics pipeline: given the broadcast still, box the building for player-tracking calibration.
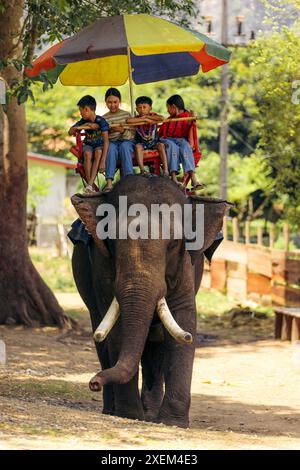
[28,152,78,222]
[197,0,297,44]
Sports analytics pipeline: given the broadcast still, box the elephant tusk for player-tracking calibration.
[156,298,193,344]
[94,297,120,342]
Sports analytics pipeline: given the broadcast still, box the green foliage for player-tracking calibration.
[30,248,76,292]
[249,21,300,227]
[27,166,53,210]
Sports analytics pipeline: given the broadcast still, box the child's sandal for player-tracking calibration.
[103,185,112,193]
[191,182,204,191]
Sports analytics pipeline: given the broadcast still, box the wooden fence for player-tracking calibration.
[202,218,300,307]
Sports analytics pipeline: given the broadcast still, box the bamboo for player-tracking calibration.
[257,226,263,246]
[232,218,239,243]
[110,116,198,128]
[75,116,199,132]
[283,222,289,252]
[245,220,250,244]
[223,216,228,240]
[269,223,274,248]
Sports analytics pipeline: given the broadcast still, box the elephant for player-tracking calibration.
[69,175,230,428]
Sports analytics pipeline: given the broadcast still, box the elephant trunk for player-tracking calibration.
[91,285,159,390]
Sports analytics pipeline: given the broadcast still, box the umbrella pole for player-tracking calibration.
[127,47,134,116]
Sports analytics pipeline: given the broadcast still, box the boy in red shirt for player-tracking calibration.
[159,94,202,190]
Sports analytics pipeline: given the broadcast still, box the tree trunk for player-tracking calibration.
[0,1,70,327]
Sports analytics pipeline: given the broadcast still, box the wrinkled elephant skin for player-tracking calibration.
[70,175,230,427]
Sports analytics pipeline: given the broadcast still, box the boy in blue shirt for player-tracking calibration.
[69,95,109,193]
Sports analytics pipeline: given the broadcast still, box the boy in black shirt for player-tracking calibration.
[69,95,109,193]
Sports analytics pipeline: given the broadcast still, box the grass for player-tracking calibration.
[196,288,274,318]
[0,378,92,402]
[30,247,76,293]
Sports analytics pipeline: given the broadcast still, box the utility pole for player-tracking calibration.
[219,0,229,200]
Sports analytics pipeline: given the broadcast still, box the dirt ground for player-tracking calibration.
[0,293,300,450]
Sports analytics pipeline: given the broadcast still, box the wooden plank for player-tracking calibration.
[285,287,300,306]
[232,218,239,243]
[283,222,289,252]
[272,251,287,283]
[257,226,263,246]
[201,271,211,289]
[272,252,300,285]
[203,258,211,271]
[211,259,226,291]
[247,272,271,296]
[275,313,283,339]
[214,240,248,264]
[247,246,272,277]
[274,307,300,317]
[269,223,274,249]
[227,277,247,300]
[227,261,247,280]
[223,216,228,241]
[272,284,300,307]
[291,317,300,342]
[281,314,293,341]
[286,259,300,285]
[245,221,250,244]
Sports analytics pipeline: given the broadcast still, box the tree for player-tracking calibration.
[250,15,300,228]
[0,0,197,326]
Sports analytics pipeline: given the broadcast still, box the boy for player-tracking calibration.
[69,95,109,193]
[159,94,203,191]
[127,96,169,177]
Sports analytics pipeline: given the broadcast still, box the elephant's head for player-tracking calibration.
[71,176,231,388]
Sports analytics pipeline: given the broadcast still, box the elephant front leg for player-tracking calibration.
[106,330,145,422]
[141,335,164,422]
[157,299,196,428]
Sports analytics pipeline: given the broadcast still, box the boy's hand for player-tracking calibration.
[142,116,154,123]
[69,127,77,136]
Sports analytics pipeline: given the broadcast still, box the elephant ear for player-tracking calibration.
[187,196,233,263]
[71,193,110,258]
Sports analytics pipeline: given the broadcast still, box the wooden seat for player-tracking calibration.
[274,307,300,342]
[70,119,202,192]
[131,119,202,189]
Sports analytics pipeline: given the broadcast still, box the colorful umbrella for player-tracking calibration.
[26,14,231,112]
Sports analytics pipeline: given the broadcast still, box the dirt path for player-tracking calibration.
[0,293,300,450]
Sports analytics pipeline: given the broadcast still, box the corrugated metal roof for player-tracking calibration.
[28,152,76,169]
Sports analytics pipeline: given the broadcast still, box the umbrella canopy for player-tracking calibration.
[26,14,231,86]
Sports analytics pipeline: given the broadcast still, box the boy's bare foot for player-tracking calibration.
[83,184,95,194]
[171,176,183,187]
[141,170,150,177]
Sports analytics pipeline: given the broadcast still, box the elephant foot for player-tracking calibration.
[89,371,104,391]
[156,397,190,428]
[142,388,163,423]
[144,411,159,423]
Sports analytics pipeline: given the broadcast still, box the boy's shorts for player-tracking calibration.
[135,139,159,150]
[82,142,103,153]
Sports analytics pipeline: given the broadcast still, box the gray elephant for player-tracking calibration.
[69,175,230,428]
